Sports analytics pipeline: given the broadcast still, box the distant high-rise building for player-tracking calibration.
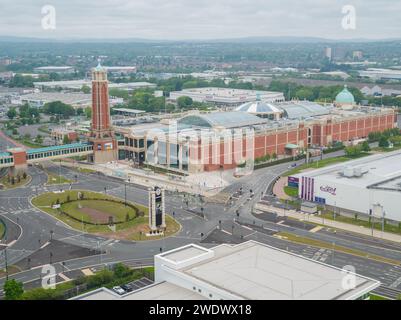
[88,59,118,164]
[325,47,332,61]
[353,50,363,60]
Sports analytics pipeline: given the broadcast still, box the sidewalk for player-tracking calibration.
[255,203,401,243]
[59,160,223,197]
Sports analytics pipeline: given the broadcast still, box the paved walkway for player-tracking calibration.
[255,203,401,243]
[273,177,290,200]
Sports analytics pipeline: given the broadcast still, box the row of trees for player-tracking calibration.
[268,80,364,103]
[2,264,151,300]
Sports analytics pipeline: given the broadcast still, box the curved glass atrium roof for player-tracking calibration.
[178,112,266,129]
[277,101,331,120]
[235,101,282,114]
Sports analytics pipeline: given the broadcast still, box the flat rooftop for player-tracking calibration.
[176,241,378,300]
[21,92,91,105]
[295,149,401,190]
[75,281,205,300]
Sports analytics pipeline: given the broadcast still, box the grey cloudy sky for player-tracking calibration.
[0,0,400,40]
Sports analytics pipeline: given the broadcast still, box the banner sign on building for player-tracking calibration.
[288,176,299,188]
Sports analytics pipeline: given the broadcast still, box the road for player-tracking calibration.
[0,133,401,299]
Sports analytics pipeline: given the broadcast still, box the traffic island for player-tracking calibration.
[0,173,31,190]
[31,190,180,241]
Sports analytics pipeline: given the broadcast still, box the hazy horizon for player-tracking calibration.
[1,1,401,41]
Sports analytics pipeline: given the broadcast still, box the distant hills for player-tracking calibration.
[0,35,399,44]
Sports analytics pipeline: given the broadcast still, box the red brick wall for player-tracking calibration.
[11,151,27,166]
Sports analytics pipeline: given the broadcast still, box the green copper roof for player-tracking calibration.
[335,85,355,104]
[94,59,105,72]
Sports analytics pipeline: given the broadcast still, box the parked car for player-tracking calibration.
[121,284,134,293]
[112,286,126,295]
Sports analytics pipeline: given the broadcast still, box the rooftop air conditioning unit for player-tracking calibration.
[343,166,354,177]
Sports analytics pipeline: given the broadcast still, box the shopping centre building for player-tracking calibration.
[116,94,397,174]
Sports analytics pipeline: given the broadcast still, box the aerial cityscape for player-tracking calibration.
[1,0,401,310]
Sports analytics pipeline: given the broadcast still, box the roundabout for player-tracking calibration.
[31,189,180,241]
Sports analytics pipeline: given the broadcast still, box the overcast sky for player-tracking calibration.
[0,0,400,40]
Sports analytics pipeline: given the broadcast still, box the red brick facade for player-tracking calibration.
[191,112,396,172]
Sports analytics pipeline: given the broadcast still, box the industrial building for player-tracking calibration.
[18,92,92,108]
[169,87,285,107]
[293,149,401,223]
[73,241,380,300]
[34,80,156,92]
[34,66,75,73]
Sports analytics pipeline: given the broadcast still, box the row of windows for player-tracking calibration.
[124,137,145,148]
[27,146,93,160]
[0,157,13,165]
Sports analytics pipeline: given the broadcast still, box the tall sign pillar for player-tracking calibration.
[88,59,118,164]
[148,186,166,231]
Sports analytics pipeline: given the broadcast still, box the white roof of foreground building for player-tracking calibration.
[74,241,380,300]
[294,149,401,189]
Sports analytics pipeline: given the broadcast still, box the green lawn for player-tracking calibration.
[0,219,5,239]
[31,190,180,239]
[284,186,299,197]
[321,212,401,236]
[46,171,72,185]
[0,265,21,278]
[61,199,138,224]
[369,294,389,300]
[276,232,400,266]
[284,155,368,177]
[75,167,97,174]
[0,174,31,189]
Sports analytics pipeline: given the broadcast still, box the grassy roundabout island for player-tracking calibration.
[31,190,180,241]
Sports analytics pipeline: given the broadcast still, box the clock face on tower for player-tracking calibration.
[155,187,161,196]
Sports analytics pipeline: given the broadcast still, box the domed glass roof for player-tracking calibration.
[235,101,281,114]
[335,85,355,104]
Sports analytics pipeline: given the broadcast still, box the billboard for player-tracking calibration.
[104,142,113,150]
[288,176,299,188]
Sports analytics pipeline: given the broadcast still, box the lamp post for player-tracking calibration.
[59,159,61,185]
[124,182,127,207]
[4,245,8,280]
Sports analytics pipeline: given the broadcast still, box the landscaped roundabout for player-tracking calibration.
[31,190,180,241]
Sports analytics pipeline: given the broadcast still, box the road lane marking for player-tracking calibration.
[310,226,323,233]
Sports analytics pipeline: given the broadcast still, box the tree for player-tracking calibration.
[84,107,92,119]
[345,145,362,157]
[81,85,91,94]
[63,135,71,145]
[7,108,17,119]
[361,141,371,152]
[42,101,75,118]
[113,263,131,279]
[177,96,193,108]
[3,279,24,300]
[379,136,389,148]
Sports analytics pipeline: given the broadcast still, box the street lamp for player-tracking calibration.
[3,246,8,280]
[124,182,127,207]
